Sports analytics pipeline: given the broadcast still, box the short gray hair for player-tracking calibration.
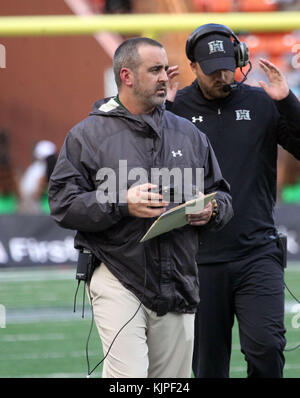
[113,37,163,88]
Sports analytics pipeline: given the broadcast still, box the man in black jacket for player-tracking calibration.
[48,37,232,378]
[167,23,300,378]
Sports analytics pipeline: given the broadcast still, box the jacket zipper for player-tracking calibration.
[217,106,222,135]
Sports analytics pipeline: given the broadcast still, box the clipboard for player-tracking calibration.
[140,192,216,242]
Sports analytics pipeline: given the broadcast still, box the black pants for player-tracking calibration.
[193,242,286,378]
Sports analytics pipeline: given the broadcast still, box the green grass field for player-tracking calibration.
[0,263,299,378]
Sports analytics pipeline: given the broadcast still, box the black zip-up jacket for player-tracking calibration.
[167,81,300,263]
[48,98,233,315]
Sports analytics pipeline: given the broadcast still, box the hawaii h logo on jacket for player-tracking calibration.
[235,110,251,121]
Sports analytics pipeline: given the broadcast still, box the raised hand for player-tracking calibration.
[166,65,180,102]
[258,58,289,101]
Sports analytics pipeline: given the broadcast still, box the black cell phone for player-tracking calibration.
[159,185,176,202]
[150,185,175,202]
[148,185,175,208]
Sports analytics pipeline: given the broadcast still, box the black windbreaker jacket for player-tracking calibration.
[167,81,300,263]
[49,98,232,314]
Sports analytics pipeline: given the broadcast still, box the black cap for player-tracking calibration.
[193,34,236,74]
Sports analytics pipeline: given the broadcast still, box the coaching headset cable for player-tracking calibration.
[84,256,148,378]
[85,283,143,377]
[284,281,300,352]
[73,279,80,314]
[277,233,300,304]
[276,233,300,352]
[285,282,300,305]
[284,343,300,352]
[73,278,87,319]
[240,60,252,84]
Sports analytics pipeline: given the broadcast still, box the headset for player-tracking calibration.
[186,23,250,69]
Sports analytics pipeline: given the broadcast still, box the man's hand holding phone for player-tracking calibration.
[127,183,169,218]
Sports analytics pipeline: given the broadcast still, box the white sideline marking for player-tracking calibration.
[0,350,99,361]
[20,372,88,378]
[231,363,300,374]
[0,333,65,342]
[1,262,299,282]
[285,302,300,313]
[0,269,74,282]
[5,307,92,324]
[3,301,297,325]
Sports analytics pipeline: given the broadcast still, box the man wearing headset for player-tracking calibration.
[49,37,233,378]
[166,23,300,378]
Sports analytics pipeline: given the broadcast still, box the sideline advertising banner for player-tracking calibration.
[0,205,299,267]
[0,215,78,267]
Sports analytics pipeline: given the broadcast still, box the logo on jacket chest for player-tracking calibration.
[171,150,183,158]
[235,109,251,121]
[191,115,203,123]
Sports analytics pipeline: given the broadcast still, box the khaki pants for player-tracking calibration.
[88,263,195,378]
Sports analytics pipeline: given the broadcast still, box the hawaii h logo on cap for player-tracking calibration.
[193,33,236,75]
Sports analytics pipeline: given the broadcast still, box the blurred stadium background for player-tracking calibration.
[0,0,300,378]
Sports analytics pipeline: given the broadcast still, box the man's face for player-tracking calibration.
[191,62,235,100]
[132,45,169,111]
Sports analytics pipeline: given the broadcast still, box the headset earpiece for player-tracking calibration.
[235,41,249,68]
[186,23,249,69]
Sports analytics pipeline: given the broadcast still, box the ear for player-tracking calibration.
[190,62,197,74]
[120,67,134,88]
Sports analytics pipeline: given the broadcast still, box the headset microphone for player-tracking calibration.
[222,83,238,93]
[222,60,252,93]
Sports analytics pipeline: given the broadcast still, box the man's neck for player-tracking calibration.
[118,93,155,115]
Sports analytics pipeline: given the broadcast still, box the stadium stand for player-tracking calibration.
[192,0,235,12]
[238,0,279,12]
[0,0,299,215]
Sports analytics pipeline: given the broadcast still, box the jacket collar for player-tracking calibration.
[90,97,165,138]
